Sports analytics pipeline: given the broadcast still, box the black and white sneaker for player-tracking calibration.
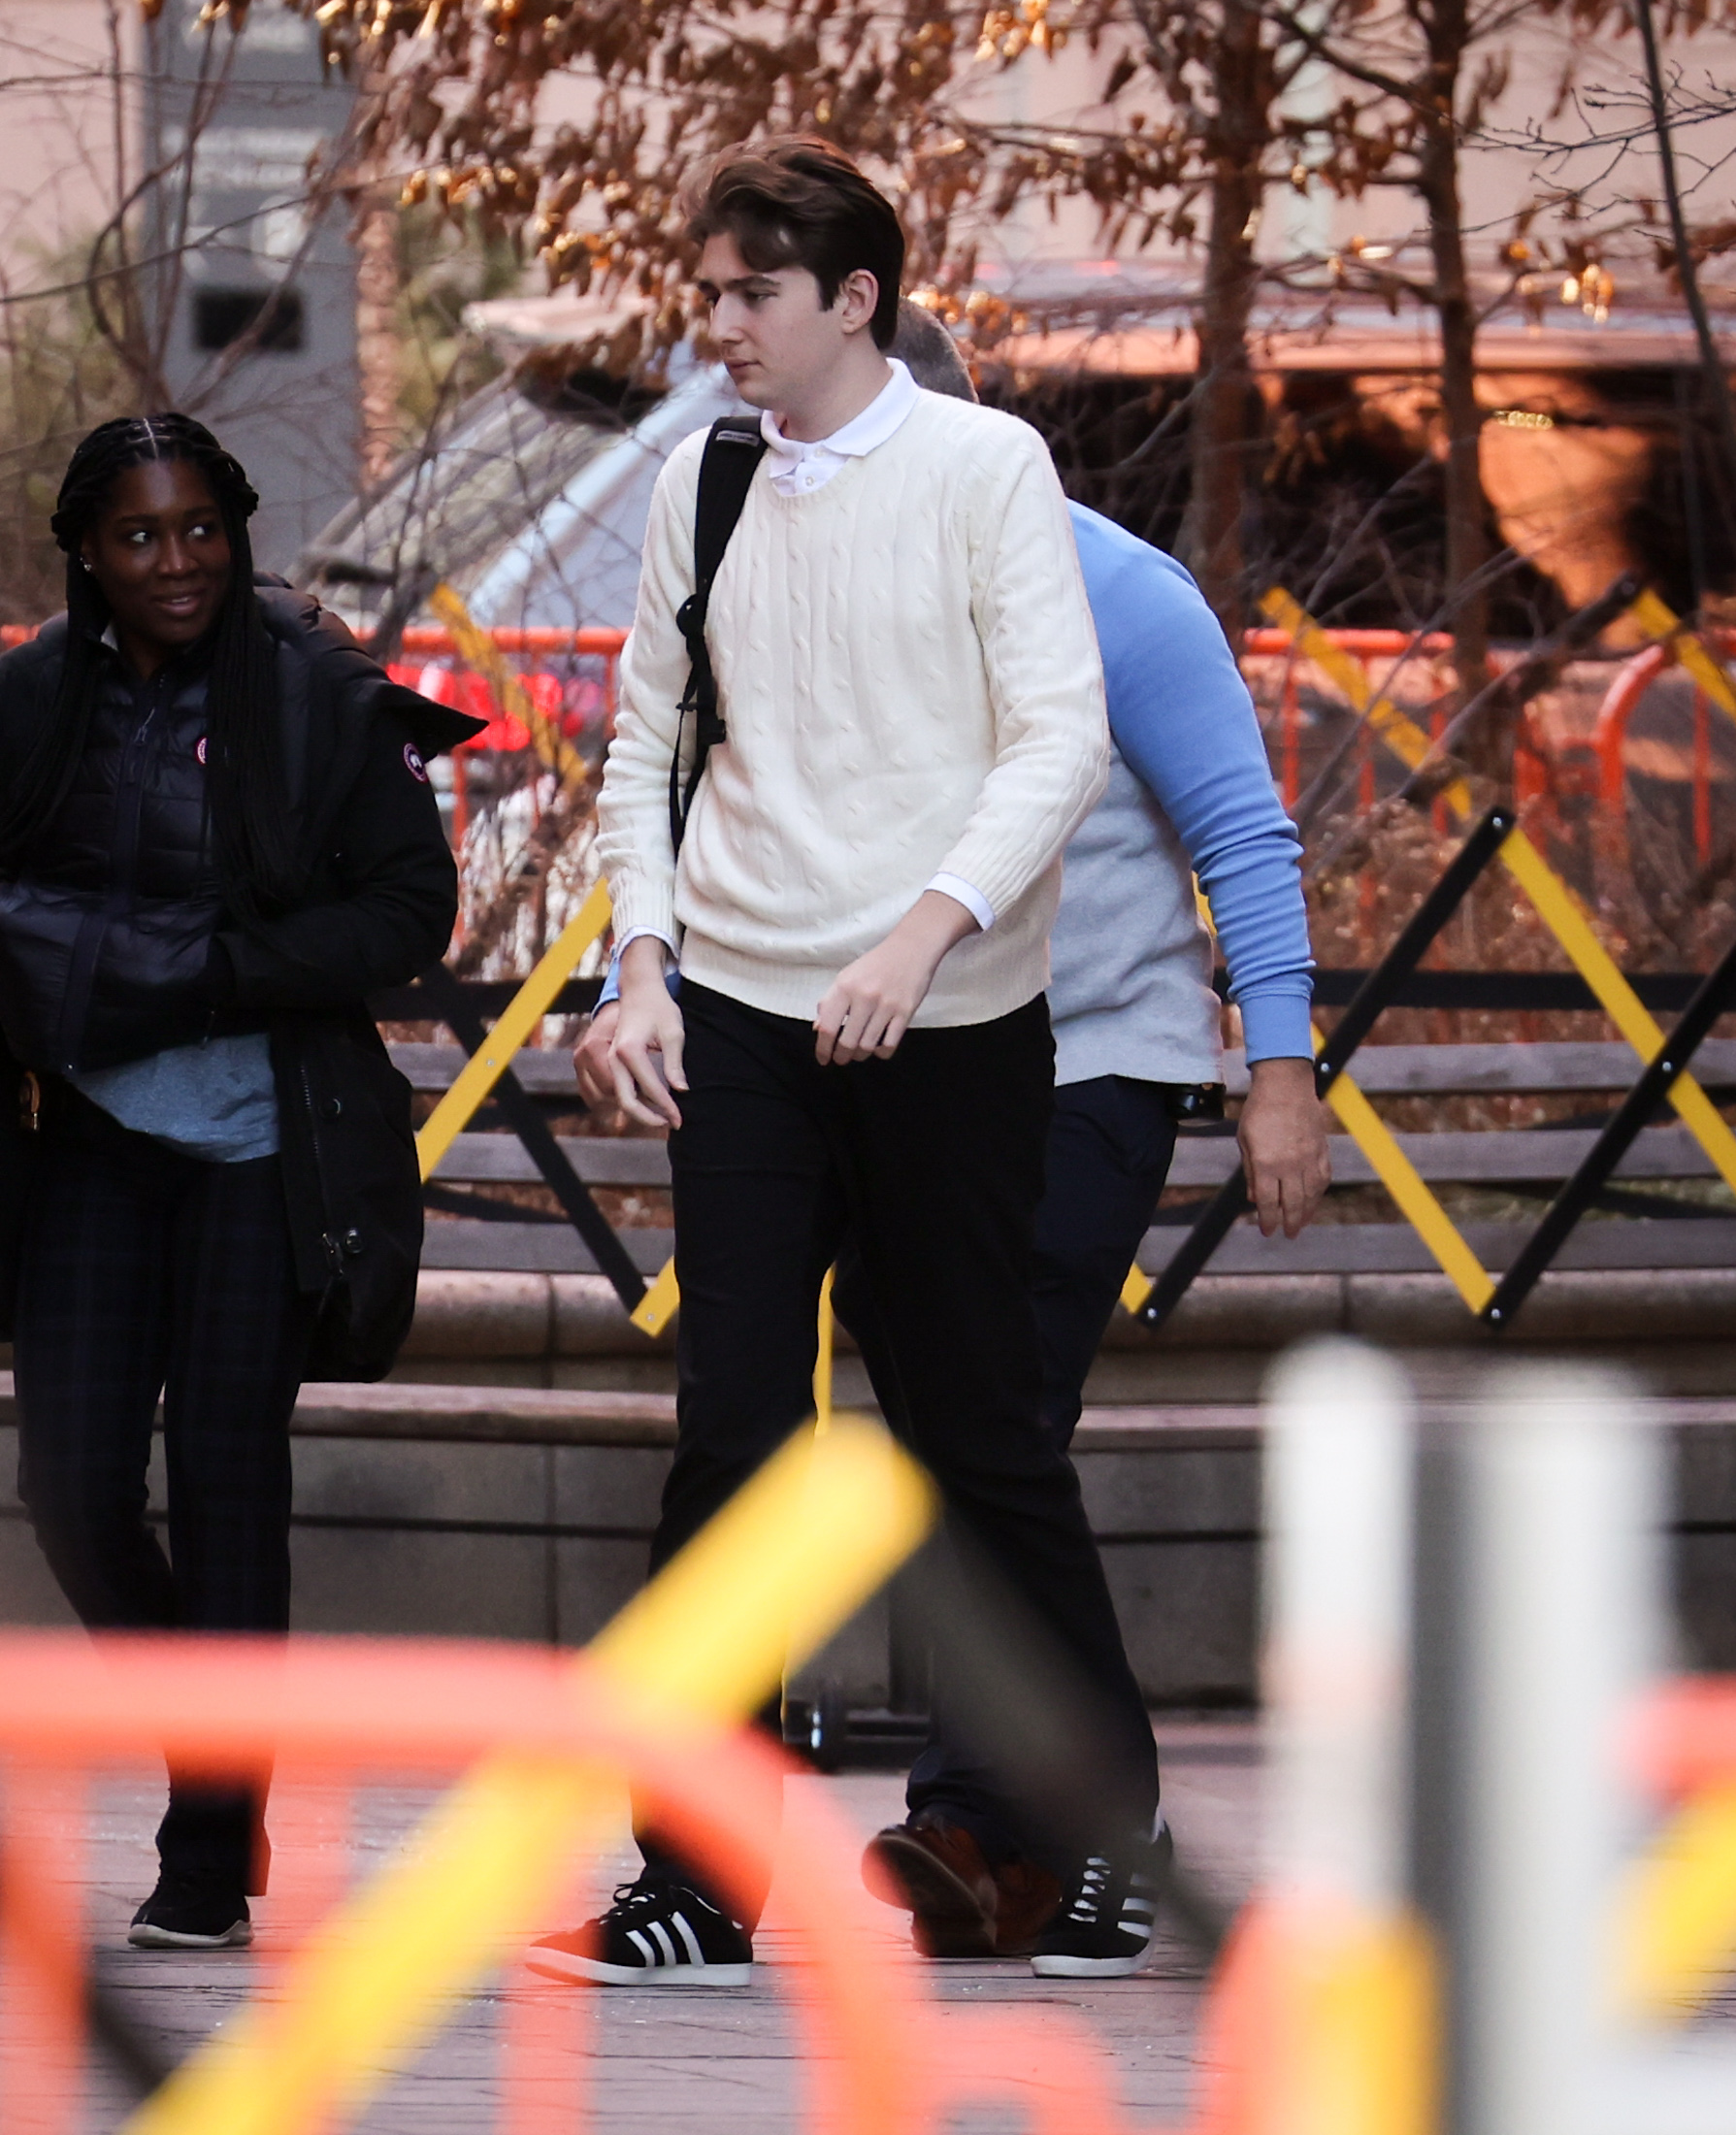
[127,1873,252,1950]
[526,1872,753,1987]
[1029,1821,1172,1979]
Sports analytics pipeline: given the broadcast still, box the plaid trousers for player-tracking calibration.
[13,1087,314,1889]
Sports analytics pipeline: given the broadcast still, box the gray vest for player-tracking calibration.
[1048,740,1222,1088]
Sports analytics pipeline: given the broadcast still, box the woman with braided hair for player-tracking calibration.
[0,414,478,1947]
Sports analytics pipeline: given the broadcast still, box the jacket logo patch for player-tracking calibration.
[195,736,208,766]
[404,742,429,783]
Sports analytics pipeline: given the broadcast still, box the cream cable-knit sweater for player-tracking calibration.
[596,390,1110,1028]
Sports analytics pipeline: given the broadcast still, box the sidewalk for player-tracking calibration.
[52,1720,1260,2131]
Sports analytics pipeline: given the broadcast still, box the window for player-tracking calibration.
[192,286,305,354]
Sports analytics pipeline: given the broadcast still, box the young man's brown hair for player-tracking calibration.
[681,136,904,348]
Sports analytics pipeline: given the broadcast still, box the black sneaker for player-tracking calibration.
[525,1872,753,1987]
[127,1873,252,1950]
[1029,1821,1172,1979]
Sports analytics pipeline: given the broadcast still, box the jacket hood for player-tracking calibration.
[255,578,487,758]
[13,584,489,760]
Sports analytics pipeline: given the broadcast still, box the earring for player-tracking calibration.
[79,558,93,575]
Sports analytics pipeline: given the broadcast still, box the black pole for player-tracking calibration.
[1482,927,1736,1327]
[1137,807,1514,1330]
[417,965,649,1312]
[1317,806,1515,1090]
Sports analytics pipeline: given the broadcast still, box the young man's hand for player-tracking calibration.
[573,1001,621,1115]
[609,938,687,1130]
[813,889,979,1066]
[1238,1055,1331,1237]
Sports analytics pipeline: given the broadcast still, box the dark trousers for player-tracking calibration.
[651,985,1159,1895]
[835,1074,1177,1859]
[1028,1075,1180,1452]
[13,1092,313,1892]
[852,1075,1178,1858]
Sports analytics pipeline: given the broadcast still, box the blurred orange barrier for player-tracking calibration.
[0,1616,1493,2135]
[35,1470,1731,2123]
[1629,1674,1736,1799]
[1193,1902,1437,2135]
[0,1630,1152,2135]
[1605,1673,1736,2019]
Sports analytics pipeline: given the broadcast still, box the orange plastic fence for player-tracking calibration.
[7,1629,1728,2131]
[0,1630,1163,2135]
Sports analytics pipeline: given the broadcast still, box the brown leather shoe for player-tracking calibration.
[987,1858,1065,1955]
[862,1812,998,1957]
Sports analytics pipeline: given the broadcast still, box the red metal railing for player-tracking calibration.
[1592,640,1736,868]
[1594,645,1672,809]
[398,626,625,658]
[4,611,1729,869]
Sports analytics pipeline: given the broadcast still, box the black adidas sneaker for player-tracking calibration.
[1029,1821,1172,1979]
[526,1871,753,1987]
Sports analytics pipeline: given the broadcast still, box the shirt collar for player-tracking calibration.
[759,359,920,470]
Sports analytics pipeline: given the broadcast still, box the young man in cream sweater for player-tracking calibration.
[531,139,1166,1987]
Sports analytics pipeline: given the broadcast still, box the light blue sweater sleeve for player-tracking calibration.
[1068,506,1314,1063]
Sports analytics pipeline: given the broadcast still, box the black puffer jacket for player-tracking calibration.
[0,621,227,1071]
[0,582,483,1378]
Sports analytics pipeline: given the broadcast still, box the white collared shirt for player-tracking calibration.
[760,359,921,497]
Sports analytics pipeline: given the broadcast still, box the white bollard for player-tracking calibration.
[1263,1338,1416,1916]
[1458,1365,1660,2135]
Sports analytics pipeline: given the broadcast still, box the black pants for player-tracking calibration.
[1028,1075,1180,1452]
[839,1075,1178,1860]
[13,1090,313,1892]
[653,985,1158,1890]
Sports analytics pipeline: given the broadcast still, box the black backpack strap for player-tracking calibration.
[670,416,769,855]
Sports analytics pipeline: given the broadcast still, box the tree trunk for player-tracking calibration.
[1179,0,1267,643]
[1415,14,1495,775]
[1634,0,1736,512]
[356,189,402,490]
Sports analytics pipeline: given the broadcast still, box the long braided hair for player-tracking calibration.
[0,412,300,920]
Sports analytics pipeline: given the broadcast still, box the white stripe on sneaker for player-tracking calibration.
[671,1911,704,1964]
[626,1928,656,1965]
[648,1921,677,1966]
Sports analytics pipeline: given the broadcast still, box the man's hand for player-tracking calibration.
[813,890,979,1066]
[609,937,687,1130]
[573,1000,620,1115]
[1238,1055,1331,1238]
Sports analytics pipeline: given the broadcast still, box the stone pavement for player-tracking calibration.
[39,1720,1260,2132]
